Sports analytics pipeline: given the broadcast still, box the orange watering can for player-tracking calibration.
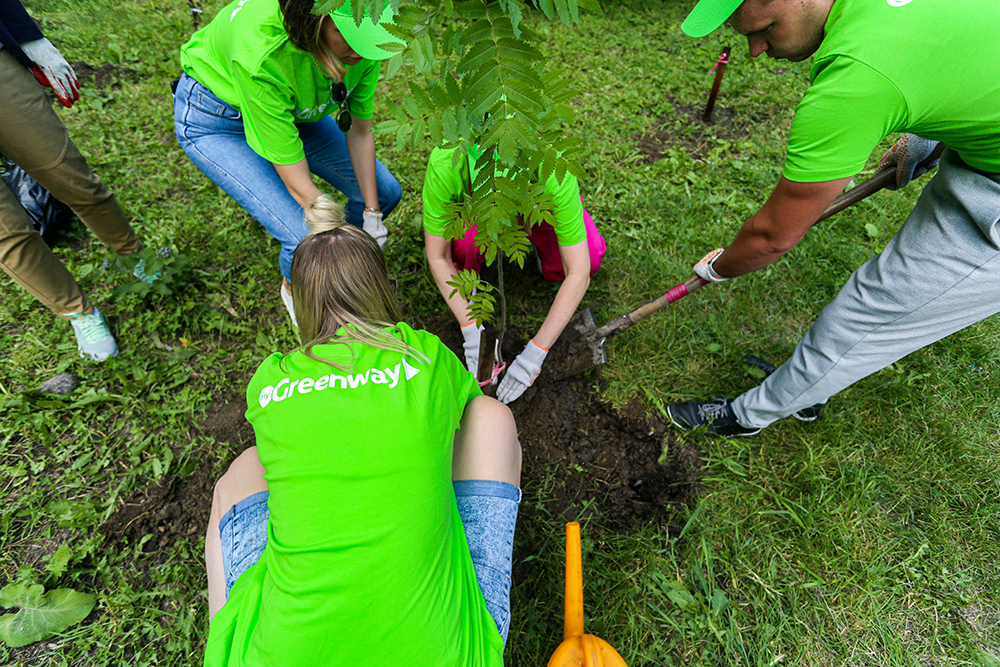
[547,522,628,667]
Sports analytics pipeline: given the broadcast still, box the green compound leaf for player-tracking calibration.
[0,583,96,648]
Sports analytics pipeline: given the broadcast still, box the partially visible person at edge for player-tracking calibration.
[422,143,607,404]
[174,0,403,325]
[203,194,521,665]
[0,0,158,361]
[666,0,1000,436]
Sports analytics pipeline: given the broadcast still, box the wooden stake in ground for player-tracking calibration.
[702,46,731,124]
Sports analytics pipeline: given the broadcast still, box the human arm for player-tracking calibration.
[707,175,853,279]
[345,116,380,211]
[425,230,475,327]
[496,239,590,403]
[273,159,323,208]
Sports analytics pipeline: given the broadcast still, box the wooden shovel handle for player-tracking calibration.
[597,143,947,339]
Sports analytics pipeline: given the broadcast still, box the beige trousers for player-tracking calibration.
[0,49,141,317]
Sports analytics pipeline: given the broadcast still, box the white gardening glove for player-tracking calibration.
[460,321,483,377]
[497,340,548,404]
[21,38,79,108]
[693,247,736,283]
[877,134,942,190]
[362,209,387,249]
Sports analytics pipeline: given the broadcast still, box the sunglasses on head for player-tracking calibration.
[333,82,351,133]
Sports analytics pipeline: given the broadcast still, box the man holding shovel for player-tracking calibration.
[667,0,1000,436]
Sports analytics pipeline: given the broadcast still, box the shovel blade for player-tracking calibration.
[548,308,606,381]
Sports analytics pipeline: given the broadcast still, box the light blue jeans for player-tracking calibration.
[219,480,521,647]
[172,72,401,280]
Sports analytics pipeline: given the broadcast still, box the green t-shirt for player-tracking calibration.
[180,0,380,165]
[784,0,1000,182]
[203,323,503,667]
[422,145,587,245]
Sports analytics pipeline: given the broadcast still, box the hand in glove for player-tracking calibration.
[877,134,942,190]
[362,209,387,249]
[21,38,79,108]
[497,340,547,404]
[460,321,483,377]
[693,248,736,283]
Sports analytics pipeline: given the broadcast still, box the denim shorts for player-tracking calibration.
[219,481,521,645]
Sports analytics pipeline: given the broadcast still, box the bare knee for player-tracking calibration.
[214,447,268,517]
[454,396,521,486]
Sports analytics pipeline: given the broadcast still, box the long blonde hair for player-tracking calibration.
[290,195,422,370]
[279,0,346,81]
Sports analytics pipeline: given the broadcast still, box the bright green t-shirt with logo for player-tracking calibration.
[203,323,504,667]
[422,145,587,246]
[180,0,379,165]
[784,0,1000,182]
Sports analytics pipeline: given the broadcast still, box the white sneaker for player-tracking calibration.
[65,308,118,361]
[280,282,297,328]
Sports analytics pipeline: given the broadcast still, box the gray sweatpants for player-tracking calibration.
[732,150,1000,429]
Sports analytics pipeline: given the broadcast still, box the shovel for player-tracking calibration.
[554,144,946,379]
[547,522,628,667]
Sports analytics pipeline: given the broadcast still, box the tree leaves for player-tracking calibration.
[0,582,96,648]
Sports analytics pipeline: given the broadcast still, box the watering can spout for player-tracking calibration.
[564,522,584,640]
[547,522,629,667]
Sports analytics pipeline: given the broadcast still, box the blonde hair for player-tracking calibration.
[279,0,346,81]
[289,195,422,371]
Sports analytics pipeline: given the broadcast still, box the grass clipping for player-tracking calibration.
[0,582,96,648]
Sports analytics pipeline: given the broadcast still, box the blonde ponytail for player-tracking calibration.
[303,194,345,235]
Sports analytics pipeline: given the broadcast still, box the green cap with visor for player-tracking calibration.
[329,1,405,61]
[681,0,744,38]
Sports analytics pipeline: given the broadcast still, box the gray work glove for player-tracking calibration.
[460,322,483,377]
[21,38,79,107]
[877,134,942,190]
[362,209,387,249]
[497,340,547,404]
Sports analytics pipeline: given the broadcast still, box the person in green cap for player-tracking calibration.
[203,197,520,665]
[174,0,404,324]
[667,0,1000,436]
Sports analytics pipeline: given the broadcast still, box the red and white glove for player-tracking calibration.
[693,247,735,283]
[497,340,547,404]
[877,134,942,190]
[21,38,79,108]
[362,209,387,249]
[460,321,483,377]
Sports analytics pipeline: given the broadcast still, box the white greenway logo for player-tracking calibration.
[230,0,250,21]
[258,358,421,409]
[887,0,914,6]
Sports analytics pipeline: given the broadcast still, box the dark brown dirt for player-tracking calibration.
[418,312,702,532]
[636,96,771,164]
[70,61,138,89]
[102,393,254,552]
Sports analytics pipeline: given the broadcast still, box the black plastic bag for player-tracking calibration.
[1,158,72,240]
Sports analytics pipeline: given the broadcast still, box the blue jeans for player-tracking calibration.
[172,72,401,280]
[219,481,521,647]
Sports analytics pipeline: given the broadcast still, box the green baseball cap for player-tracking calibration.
[681,0,744,38]
[329,1,405,61]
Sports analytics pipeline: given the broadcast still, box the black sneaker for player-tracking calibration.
[742,354,823,423]
[667,398,761,438]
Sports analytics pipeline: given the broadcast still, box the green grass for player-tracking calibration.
[2,0,999,665]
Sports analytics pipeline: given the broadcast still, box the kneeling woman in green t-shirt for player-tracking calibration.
[175,0,403,324]
[203,197,521,666]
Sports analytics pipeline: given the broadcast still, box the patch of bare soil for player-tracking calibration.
[419,312,703,532]
[70,61,138,89]
[636,96,771,164]
[102,392,254,552]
